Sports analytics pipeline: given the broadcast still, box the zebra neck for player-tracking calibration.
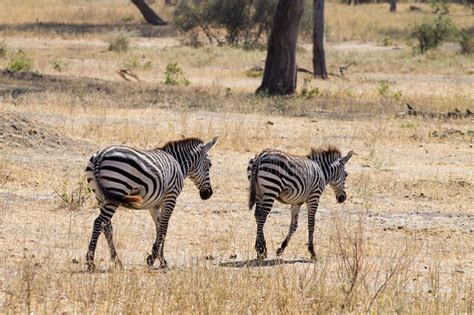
[313,159,335,185]
[161,148,198,178]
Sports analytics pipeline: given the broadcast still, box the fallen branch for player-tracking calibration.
[398,103,473,119]
[117,69,141,83]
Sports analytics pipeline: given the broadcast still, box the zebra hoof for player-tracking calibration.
[257,251,267,261]
[310,254,317,262]
[113,258,123,270]
[158,258,168,269]
[146,255,155,267]
[86,261,96,273]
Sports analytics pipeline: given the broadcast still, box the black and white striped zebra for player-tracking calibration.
[247,146,353,260]
[84,137,218,270]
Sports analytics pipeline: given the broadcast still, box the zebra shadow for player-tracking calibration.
[219,258,314,268]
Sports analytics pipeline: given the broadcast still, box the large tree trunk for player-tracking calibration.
[313,0,328,79]
[389,0,397,12]
[131,0,167,26]
[256,0,305,95]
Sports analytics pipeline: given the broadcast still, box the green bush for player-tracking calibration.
[411,14,458,53]
[173,0,277,47]
[460,29,474,54]
[52,59,68,72]
[164,62,190,86]
[7,51,32,72]
[108,30,135,52]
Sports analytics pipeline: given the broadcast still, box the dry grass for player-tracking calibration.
[1,0,473,313]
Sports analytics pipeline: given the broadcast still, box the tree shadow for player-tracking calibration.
[0,22,175,37]
[219,258,314,268]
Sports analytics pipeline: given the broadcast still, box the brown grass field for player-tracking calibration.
[0,0,473,313]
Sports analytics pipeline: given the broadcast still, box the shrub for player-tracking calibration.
[429,0,449,14]
[0,39,7,58]
[411,14,458,54]
[460,29,474,54]
[108,30,135,52]
[300,76,321,99]
[52,59,68,72]
[54,178,91,212]
[7,51,32,72]
[173,0,277,47]
[164,62,190,86]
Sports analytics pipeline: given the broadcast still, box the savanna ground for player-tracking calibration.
[0,0,473,313]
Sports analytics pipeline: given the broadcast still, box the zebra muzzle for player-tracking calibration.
[199,188,213,200]
[337,193,346,203]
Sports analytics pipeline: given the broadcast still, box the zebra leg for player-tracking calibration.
[276,204,302,257]
[103,221,123,270]
[147,197,176,269]
[146,206,161,267]
[86,202,118,271]
[307,200,320,261]
[254,194,275,260]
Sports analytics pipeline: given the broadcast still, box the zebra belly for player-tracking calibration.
[277,189,307,205]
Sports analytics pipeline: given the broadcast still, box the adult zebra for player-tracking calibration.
[85,137,218,270]
[247,146,353,260]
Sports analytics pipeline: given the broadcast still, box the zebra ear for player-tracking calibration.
[203,136,218,153]
[340,150,354,165]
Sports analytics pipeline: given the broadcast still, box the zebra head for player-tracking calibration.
[188,137,218,200]
[329,150,354,203]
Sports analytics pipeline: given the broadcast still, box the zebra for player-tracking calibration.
[84,137,218,270]
[247,146,353,260]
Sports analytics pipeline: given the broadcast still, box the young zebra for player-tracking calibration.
[85,137,218,270]
[247,146,353,260]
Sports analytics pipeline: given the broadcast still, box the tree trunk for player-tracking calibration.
[389,0,397,12]
[313,0,328,79]
[256,0,305,95]
[131,0,167,26]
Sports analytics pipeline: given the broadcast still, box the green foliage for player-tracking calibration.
[378,80,402,100]
[429,0,449,14]
[108,30,135,52]
[55,178,91,212]
[300,76,321,99]
[377,80,390,96]
[378,36,393,47]
[125,58,153,70]
[459,29,474,54]
[245,67,263,78]
[411,14,458,54]
[164,62,190,86]
[0,39,7,58]
[121,14,135,23]
[173,0,277,47]
[7,51,32,72]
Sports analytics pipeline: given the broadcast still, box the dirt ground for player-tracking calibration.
[0,2,473,312]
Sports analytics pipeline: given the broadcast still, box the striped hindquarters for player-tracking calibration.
[248,150,317,208]
[85,146,182,209]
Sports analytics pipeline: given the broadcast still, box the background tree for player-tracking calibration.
[390,0,397,12]
[313,0,328,79]
[131,0,167,25]
[256,0,305,95]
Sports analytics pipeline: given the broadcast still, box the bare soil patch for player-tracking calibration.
[0,110,75,149]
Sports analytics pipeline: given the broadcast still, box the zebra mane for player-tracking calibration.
[307,145,342,161]
[160,138,204,150]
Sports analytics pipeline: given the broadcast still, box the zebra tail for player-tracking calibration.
[92,154,143,208]
[248,157,260,210]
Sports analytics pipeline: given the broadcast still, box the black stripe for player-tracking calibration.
[100,176,134,190]
[101,166,149,191]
